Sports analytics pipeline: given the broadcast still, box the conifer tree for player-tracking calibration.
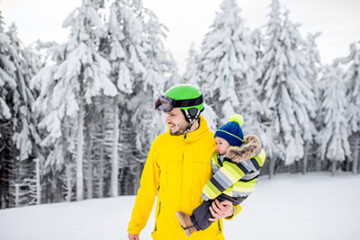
[317,64,351,175]
[261,2,317,177]
[197,0,259,126]
[303,32,322,173]
[182,43,217,131]
[260,0,285,178]
[0,13,17,208]
[104,0,173,195]
[341,41,360,174]
[132,5,175,191]
[106,0,142,197]
[0,15,42,207]
[31,0,117,201]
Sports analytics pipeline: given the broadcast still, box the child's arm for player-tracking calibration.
[202,159,248,201]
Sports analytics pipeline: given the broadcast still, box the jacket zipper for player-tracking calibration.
[154,201,161,231]
[217,220,222,234]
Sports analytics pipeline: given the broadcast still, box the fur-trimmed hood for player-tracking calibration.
[226,135,262,163]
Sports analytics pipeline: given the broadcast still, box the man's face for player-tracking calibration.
[165,108,189,136]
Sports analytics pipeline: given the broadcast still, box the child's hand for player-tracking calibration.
[208,199,234,221]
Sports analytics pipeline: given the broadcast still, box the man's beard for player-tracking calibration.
[169,122,190,136]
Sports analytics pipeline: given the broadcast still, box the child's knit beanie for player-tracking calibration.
[214,114,244,146]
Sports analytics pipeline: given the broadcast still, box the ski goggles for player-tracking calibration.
[155,96,174,112]
[155,95,204,112]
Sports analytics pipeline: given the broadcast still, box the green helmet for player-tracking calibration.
[164,84,204,112]
[155,84,204,123]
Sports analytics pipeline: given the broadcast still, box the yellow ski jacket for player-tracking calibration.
[128,115,237,239]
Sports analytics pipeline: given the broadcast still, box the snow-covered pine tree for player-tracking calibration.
[197,0,259,126]
[340,41,360,174]
[182,43,218,131]
[257,0,283,178]
[89,97,110,198]
[31,0,117,201]
[302,32,322,173]
[244,27,273,172]
[317,64,351,175]
[0,13,42,208]
[105,0,134,197]
[141,6,172,95]
[104,0,172,195]
[131,4,174,192]
[0,12,15,208]
[261,2,317,177]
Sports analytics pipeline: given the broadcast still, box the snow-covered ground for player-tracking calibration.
[1,173,359,240]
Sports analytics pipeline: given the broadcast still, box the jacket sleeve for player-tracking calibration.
[225,205,242,220]
[127,139,160,235]
[202,159,247,201]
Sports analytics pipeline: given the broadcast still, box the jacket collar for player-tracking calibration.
[226,135,262,163]
[166,115,210,143]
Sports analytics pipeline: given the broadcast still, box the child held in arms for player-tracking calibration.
[176,114,266,237]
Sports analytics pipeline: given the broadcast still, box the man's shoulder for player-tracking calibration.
[202,129,216,143]
[151,129,215,145]
[205,129,215,138]
[152,132,169,144]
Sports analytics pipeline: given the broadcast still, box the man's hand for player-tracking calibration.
[208,199,234,222]
[128,234,140,240]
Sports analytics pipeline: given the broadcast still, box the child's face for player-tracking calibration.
[215,137,230,155]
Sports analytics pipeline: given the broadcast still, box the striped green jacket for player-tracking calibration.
[202,135,266,201]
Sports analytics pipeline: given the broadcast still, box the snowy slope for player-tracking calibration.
[0,173,359,240]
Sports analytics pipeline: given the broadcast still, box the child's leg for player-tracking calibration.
[191,200,214,231]
[176,194,243,236]
[191,194,243,231]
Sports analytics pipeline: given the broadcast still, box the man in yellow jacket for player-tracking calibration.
[128,85,240,240]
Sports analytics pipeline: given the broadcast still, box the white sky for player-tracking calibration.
[1,0,360,72]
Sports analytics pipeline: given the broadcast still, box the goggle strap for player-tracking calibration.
[173,95,203,108]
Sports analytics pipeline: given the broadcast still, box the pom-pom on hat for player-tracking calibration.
[214,114,244,146]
